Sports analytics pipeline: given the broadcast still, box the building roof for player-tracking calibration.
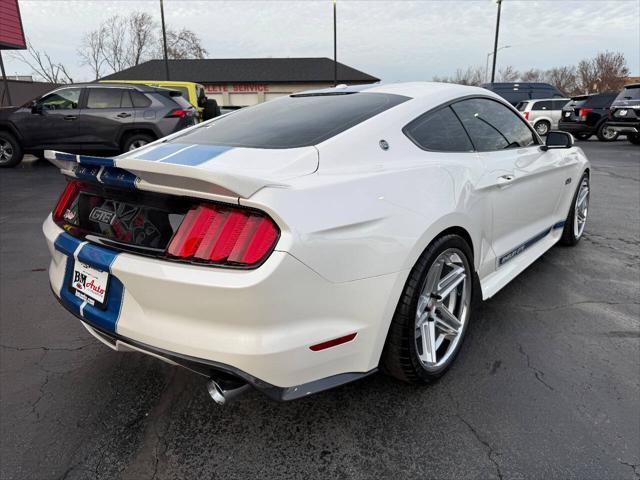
[100,58,379,84]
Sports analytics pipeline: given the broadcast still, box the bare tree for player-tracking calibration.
[101,17,129,73]
[432,66,483,86]
[546,66,577,95]
[592,51,629,91]
[13,41,73,84]
[127,12,156,66]
[78,26,107,80]
[497,65,519,82]
[576,58,599,94]
[520,68,546,82]
[164,28,208,60]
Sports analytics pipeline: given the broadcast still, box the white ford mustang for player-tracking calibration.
[43,82,590,404]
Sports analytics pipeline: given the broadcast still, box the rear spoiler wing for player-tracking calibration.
[44,150,284,201]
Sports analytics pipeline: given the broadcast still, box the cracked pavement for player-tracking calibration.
[1,140,639,479]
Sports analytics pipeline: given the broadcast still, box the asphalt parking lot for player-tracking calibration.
[1,140,638,480]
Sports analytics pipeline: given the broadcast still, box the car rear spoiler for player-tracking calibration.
[44,150,285,201]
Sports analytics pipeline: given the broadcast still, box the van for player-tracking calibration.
[481,82,566,106]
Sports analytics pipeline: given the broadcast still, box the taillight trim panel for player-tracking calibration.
[51,176,282,271]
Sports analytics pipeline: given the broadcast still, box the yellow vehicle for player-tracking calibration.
[99,80,217,120]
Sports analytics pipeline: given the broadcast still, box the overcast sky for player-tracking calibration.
[4,0,640,83]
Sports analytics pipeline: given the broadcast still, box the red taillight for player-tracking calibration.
[522,111,529,120]
[167,203,279,267]
[53,179,82,222]
[578,107,593,120]
[165,108,190,118]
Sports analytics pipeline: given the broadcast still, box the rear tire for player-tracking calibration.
[0,131,23,168]
[382,234,475,384]
[534,120,551,136]
[122,134,154,152]
[596,123,618,142]
[560,172,590,246]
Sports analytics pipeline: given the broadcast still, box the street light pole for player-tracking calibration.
[333,0,338,87]
[160,0,170,80]
[490,0,502,83]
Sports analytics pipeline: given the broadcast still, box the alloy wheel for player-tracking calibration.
[0,139,14,164]
[415,248,471,371]
[535,122,549,136]
[601,126,617,140]
[128,140,148,151]
[574,177,589,239]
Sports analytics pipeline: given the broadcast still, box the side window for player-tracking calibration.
[131,91,152,108]
[403,106,474,152]
[86,88,127,109]
[451,98,538,152]
[37,88,81,110]
[532,101,552,111]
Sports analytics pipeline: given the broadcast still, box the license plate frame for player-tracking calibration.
[69,260,110,310]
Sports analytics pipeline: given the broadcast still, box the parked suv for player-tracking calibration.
[480,82,566,106]
[605,83,640,145]
[515,98,569,136]
[558,91,619,141]
[0,83,198,167]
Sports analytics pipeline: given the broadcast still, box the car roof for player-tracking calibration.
[54,82,170,93]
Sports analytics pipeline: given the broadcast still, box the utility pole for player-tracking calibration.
[490,0,502,83]
[160,0,170,80]
[333,0,338,86]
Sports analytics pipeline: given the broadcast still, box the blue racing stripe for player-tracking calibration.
[552,220,566,230]
[53,233,125,334]
[55,152,77,162]
[77,155,115,167]
[132,143,190,161]
[159,144,232,166]
[75,165,101,182]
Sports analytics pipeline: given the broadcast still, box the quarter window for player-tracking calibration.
[131,90,152,108]
[404,106,473,152]
[37,88,81,110]
[451,98,538,151]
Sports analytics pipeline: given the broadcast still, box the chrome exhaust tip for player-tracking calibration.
[206,377,250,405]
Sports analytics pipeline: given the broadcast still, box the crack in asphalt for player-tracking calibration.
[0,343,94,352]
[513,300,640,313]
[517,343,555,392]
[619,460,640,479]
[458,416,504,480]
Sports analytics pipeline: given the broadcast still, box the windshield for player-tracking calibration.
[171,92,410,149]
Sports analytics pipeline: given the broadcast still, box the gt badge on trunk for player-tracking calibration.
[89,207,116,225]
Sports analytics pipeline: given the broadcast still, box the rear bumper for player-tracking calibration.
[43,215,402,394]
[606,121,639,134]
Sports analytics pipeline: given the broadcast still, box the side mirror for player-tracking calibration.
[31,101,43,115]
[541,131,574,151]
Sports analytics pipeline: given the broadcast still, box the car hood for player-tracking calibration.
[45,142,319,199]
[0,106,19,118]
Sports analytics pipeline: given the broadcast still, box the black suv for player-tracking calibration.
[480,82,566,106]
[0,83,198,167]
[558,91,619,142]
[605,83,640,145]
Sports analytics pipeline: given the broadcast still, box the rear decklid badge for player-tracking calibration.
[89,207,116,225]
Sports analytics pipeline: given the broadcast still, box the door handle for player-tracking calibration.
[497,174,515,185]
[116,112,132,118]
[63,115,77,121]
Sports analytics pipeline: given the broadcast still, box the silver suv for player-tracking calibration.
[516,98,570,136]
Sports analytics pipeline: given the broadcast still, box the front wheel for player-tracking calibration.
[596,123,619,142]
[560,173,590,246]
[382,235,475,383]
[0,132,23,168]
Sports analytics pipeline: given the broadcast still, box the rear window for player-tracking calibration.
[172,92,409,149]
[585,93,617,108]
[564,97,588,109]
[615,85,640,102]
[515,102,529,111]
[172,94,194,110]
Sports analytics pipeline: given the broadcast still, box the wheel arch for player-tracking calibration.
[117,128,158,150]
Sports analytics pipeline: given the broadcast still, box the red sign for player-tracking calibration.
[0,0,26,50]
[205,84,270,94]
